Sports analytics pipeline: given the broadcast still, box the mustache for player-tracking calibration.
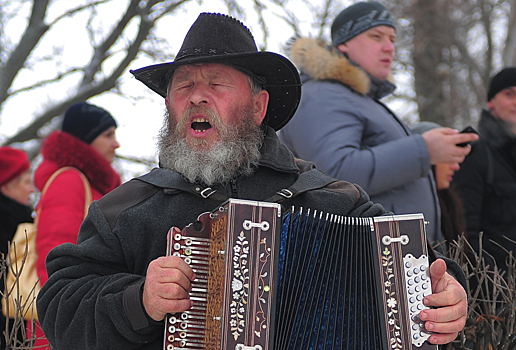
[175,105,223,131]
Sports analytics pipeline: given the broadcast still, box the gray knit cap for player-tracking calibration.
[331,2,396,47]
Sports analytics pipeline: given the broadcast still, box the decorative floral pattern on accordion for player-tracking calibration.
[230,231,272,341]
[382,246,403,350]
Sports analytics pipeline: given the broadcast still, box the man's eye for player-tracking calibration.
[176,83,192,90]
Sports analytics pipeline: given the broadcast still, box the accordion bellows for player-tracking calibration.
[165,199,437,350]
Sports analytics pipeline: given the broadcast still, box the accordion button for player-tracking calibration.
[174,243,181,251]
[415,276,421,283]
[417,303,424,310]
[420,265,427,271]
[169,326,176,333]
[422,283,429,290]
[407,270,413,277]
[413,268,420,275]
[408,279,414,286]
[415,286,421,293]
[408,287,415,294]
[167,345,174,350]
[421,274,427,280]
[405,261,412,268]
[411,306,417,312]
[413,334,419,340]
[181,313,188,320]
[412,324,419,331]
[410,297,415,303]
[416,294,422,301]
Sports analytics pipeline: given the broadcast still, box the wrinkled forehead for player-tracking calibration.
[169,63,245,83]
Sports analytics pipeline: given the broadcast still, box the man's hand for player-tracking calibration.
[422,127,478,165]
[142,232,196,321]
[419,259,467,344]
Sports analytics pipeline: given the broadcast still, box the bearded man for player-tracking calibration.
[36,13,467,350]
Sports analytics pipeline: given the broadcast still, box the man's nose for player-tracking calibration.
[189,83,210,106]
[383,39,394,52]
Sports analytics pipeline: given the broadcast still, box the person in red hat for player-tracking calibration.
[0,146,35,349]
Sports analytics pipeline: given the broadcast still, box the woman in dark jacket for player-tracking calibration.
[0,146,35,349]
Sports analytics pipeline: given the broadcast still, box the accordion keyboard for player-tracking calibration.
[403,254,432,346]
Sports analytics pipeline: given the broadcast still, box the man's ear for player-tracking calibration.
[487,100,494,110]
[253,90,269,126]
[336,43,349,55]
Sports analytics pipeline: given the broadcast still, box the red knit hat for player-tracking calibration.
[0,146,30,187]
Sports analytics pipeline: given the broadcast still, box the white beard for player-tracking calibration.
[157,104,263,185]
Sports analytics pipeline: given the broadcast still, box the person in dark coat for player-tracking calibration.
[36,13,467,350]
[453,67,516,273]
[0,146,35,349]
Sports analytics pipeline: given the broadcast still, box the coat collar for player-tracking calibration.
[36,131,121,194]
[290,37,395,99]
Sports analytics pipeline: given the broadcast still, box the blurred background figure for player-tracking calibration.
[279,1,478,244]
[0,146,35,349]
[32,102,122,348]
[453,67,516,273]
[412,122,466,246]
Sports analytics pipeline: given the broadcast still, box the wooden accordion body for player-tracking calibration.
[164,199,438,350]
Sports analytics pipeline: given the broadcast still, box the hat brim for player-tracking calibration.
[130,51,301,131]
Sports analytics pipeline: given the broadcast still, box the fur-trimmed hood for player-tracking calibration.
[289,37,395,98]
[35,131,121,195]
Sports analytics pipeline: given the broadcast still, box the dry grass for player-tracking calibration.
[442,233,516,350]
[1,232,514,349]
[1,241,50,349]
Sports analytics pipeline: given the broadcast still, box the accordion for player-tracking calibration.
[164,198,437,350]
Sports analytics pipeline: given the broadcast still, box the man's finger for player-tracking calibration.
[157,255,197,281]
[429,259,446,291]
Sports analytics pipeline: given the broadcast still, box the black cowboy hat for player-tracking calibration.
[130,13,301,131]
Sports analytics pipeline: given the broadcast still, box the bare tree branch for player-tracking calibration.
[0,0,50,108]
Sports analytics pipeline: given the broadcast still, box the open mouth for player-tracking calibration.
[191,118,212,132]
